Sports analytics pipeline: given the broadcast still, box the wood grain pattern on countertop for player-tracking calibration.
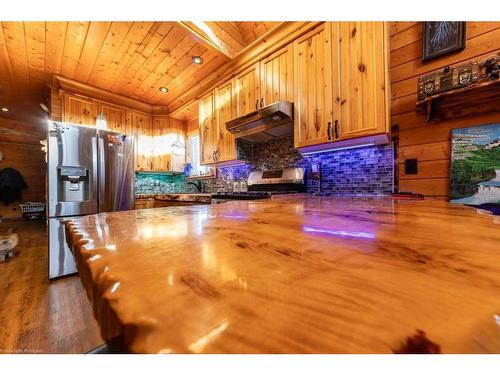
[135,193,212,203]
[65,195,500,353]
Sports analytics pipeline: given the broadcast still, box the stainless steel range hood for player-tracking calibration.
[226,101,293,143]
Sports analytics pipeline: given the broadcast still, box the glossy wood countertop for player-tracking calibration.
[65,195,500,353]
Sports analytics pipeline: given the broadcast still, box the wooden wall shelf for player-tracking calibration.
[416,79,500,123]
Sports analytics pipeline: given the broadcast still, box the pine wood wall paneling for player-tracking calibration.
[390,21,500,198]
[0,142,46,219]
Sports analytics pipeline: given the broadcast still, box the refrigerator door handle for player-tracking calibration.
[98,136,105,210]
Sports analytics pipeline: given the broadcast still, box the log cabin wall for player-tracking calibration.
[390,21,500,197]
[0,116,46,219]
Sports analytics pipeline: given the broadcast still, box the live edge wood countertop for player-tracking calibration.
[65,195,500,354]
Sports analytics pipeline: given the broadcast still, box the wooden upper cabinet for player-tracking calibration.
[97,102,126,133]
[130,111,153,171]
[235,62,261,117]
[215,80,237,162]
[199,91,217,165]
[293,22,335,148]
[152,117,171,172]
[337,22,389,140]
[62,92,97,126]
[260,44,293,106]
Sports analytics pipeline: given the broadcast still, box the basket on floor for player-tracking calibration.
[19,202,46,220]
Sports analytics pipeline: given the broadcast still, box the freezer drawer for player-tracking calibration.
[48,217,78,279]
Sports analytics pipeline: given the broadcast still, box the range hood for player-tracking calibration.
[226,100,293,143]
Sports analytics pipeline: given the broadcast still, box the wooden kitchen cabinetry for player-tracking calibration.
[293,22,336,148]
[62,92,97,125]
[337,22,389,140]
[199,91,218,165]
[234,62,261,117]
[152,116,186,172]
[260,44,294,107]
[127,110,153,171]
[293,21,389,149]
[96,102,126,133]
[215,80,237,162]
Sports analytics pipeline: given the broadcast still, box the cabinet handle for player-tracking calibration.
[255,99,259,110]
[327,121,332,141]
[334,120,339,139]
[260,98,264,108]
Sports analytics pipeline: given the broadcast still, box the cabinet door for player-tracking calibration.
[199,91,217,165]
[260,44,293,106]
[338,22,388,140]
[96,102,126,133]
[293,23,336,148]
[62,93,97,125]
[215,80,237,162]
[152,117,171,171]
[133,112,153,171]
[235,62,261,116]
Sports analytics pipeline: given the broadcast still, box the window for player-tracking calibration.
[186,133,207,176]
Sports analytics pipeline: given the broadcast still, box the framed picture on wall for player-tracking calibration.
[422,22,466,62]
[449,123,500,214]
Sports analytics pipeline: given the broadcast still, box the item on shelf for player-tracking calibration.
[417,60,479,100]
[19,201,46,220]
[481,55,500,81]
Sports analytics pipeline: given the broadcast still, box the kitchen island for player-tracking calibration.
[65,195,500,353]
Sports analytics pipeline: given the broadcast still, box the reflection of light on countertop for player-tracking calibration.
[88,254,102,262]
[494,314,500,326]
[110,282,120,294]
[105,244,116,251]
[168,274,174,286]
[138,222,188,239]
[302,226,375,239]
[188,320,229,353]
[221,214,248,220]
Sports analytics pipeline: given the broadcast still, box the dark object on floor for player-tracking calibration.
[467,203,500,216]
[0,168,28,205]
[0,228,18,262]
[393,329,441,354]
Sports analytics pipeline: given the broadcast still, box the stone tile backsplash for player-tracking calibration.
[135,172,197,195]
[202,136,394,195]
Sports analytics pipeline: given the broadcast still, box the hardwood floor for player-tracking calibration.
[0,220,103,353]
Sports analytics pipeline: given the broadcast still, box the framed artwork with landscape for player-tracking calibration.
[450,123,500,213]
[422,21,466,62]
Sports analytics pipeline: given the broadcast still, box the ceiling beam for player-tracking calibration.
[179,21,246,59]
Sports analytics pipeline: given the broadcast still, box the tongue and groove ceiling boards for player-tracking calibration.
[0,21,281,114]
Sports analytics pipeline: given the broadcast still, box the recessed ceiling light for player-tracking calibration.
[1,107,9,112]
[159,87,168,93]
[192,56,203,65]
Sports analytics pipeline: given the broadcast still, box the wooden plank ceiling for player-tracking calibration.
[0,21,281,115]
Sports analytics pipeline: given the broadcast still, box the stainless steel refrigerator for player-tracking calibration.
[47,121,134,279]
